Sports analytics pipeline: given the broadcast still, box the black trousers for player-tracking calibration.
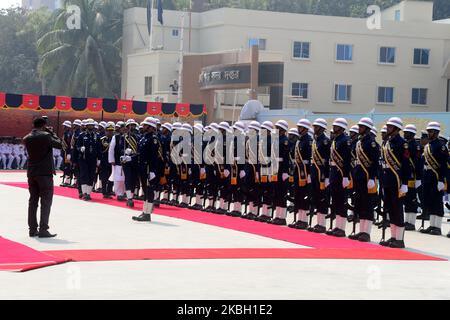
[273,178,287,208]
[353,178,374,221]
[100,163,113,195]
[404,187,419,213]
[79,160,97,185]
[423,172,444,217]
[28,175,54,232]
[310,166,328,214]
[294,182,310,211]
[330,182,347,217]
[123,163,138,192]
[384,186,405,227]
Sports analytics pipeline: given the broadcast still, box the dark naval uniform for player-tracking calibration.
[75,130,100,198]
[289,132,312,229]
[350,132,380,241]
[421,138,448,235]
[61,130,73,186]
[404,137,422,216]
[270,132,291,225]
[381,134,411,228]
[309,132,330,232]
[242,131,261,220]
[329,133,351,219]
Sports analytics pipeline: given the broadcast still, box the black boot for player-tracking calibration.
[405,222,416,231]
[38,230,57,238]
[270,218,287,226]
[357,232,371,242]
[379,238,395,247]
[389,240,405,249]
[127,199,134,208]
[132,213,151,222]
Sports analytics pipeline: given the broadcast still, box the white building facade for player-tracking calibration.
[121,1,450,118]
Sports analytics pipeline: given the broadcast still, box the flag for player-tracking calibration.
[157,0,164,25]
[146,0,152,35]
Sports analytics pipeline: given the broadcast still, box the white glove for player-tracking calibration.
[415,180,422,189]
[307,175,311,184]
[80,146,86,153]
[400,185,408,194]
[438,182,445,192]
[97,160,101,167]
[67,154,71,161]
[188,168,192,175]
[200,168,206,176]
[240,170,246,179]
[367,179,375,189]
[342,177,350,188]
[224,169,230,178]
[149,172,156,181]
[282,173,289,181]
[256,172,260,181]
[125,148,132,155]
[124,156,132,163]
[325,178,330,188]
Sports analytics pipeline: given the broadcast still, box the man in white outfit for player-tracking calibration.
[108,122,126,199]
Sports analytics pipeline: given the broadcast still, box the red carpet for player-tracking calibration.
[44,248,444,262]
[1,182,445,263]
[0,237,69,272]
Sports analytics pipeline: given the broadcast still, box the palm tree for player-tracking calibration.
[37,0,122,98]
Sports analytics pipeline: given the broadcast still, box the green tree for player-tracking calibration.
[0,7,51,94]
[37,0,122,98]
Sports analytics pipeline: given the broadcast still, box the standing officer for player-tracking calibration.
[420,122,448,236]
[60,121,73,187]
[70,119,82,193]
[288,119,312,230]
[214,122,232,214]
[23,117,62,238]
[327,118,351,237]
[76,119,100,201]
[347,125,359,223]
[349,117,380,242]
[308,118,330,233]
[99,122,115,199]
[121,119,140,207]
[242,121,261,220]
[159,123,173,204]
[380,117,410,248]
[402,124,422,231]
[228,121,246,217]
[133,117,163,222]
[269,120,291,225]
[203,123,220,212]
[256,121,274,222]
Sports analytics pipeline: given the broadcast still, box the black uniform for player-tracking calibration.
[138,131,163,204]
[353,133,380,221]
[99,135,113,197]
[422,139,448,217]
[75,130,100,187]
[404,138,422,214]
[381,134,411,227]
[310,133,331,215]
[329,133,351,218]
[62,129,73,184]
[293,133,312,213]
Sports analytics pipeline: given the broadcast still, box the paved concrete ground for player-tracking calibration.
[0,171,449,300]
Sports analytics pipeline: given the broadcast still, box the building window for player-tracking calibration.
[248,38,266,50]
[292,83,309,99]
[377,87,394,104]
[413,49,430,65]
[145,76,153,95]
[412,88,428,105]
[334,84,352,102]
[293,42,310,59]
[395,10,401,21]
[379,47,396,64]
[336,44,353,62]
[172,29,179,37]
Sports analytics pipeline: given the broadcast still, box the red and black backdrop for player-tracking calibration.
[0,92,206,138]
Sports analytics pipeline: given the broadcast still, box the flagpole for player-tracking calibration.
[177,12,185,103]
[149,0,154,51]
